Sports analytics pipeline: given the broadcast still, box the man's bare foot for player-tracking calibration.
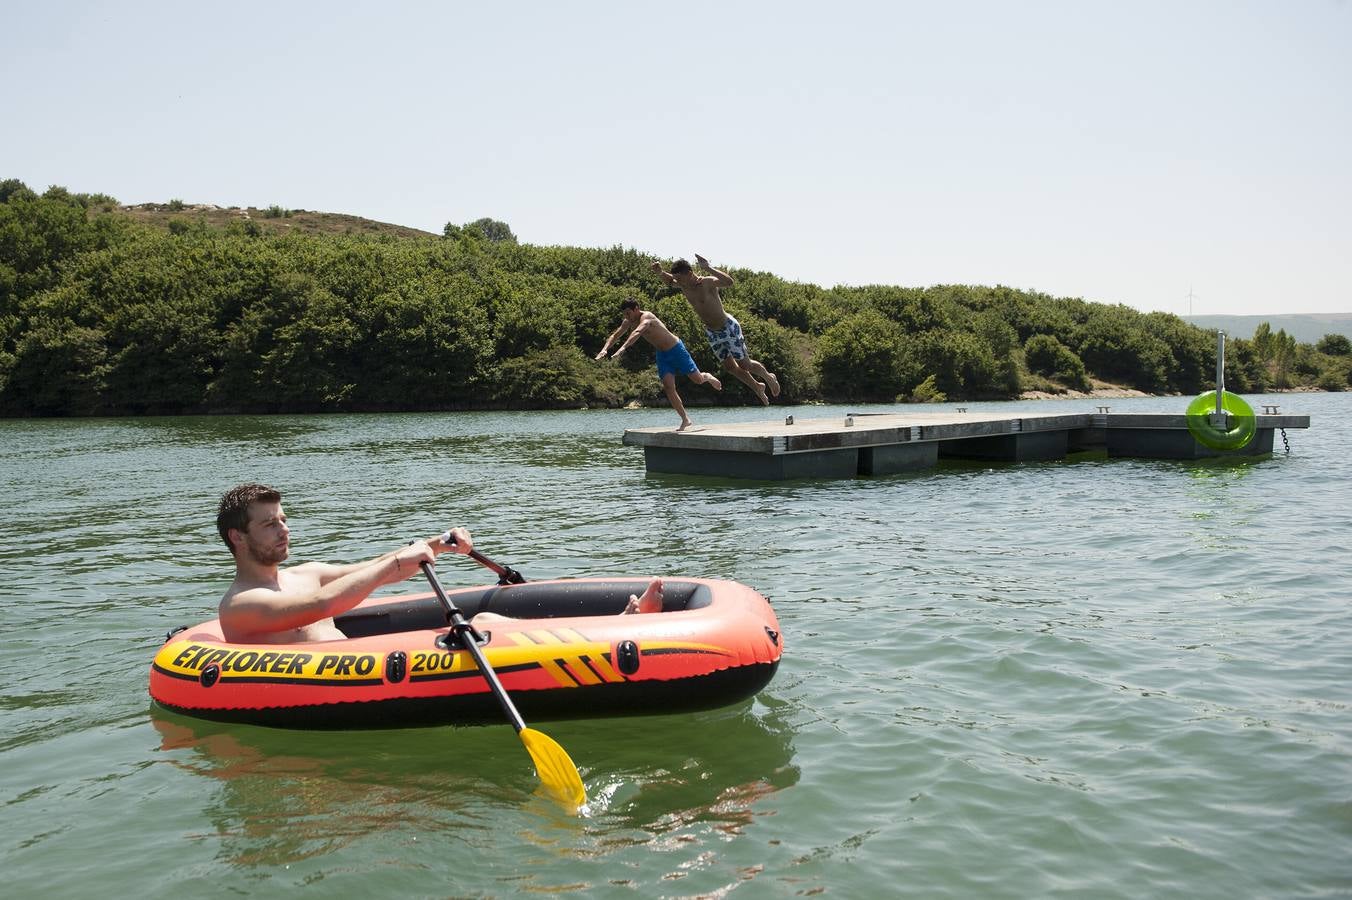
[623,578,664,614]
[677,419,693,431]
[765,371,781,398]
[705,373,722,391]
[752,381,769,405]
[470,611,513,624]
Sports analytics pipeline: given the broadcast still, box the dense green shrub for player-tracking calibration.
[7,317,109,415]
[1317,369,1346,392]
[905,374,946,403]
[905,329,1000,398]
[493,344,636,407]
[1071,305,1177,391]
[1024,333,1091,391]
[1222,338,1269,393]
[1025,334,1063,374]
[1316,333,1351,356]
[466,217,516,243]
[816,310,909,400]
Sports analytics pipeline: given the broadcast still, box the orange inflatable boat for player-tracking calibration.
[149,577,782,728]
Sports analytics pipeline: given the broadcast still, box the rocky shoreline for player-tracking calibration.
[1017,387,1155,401]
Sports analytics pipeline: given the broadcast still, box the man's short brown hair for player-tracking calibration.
[217,483,281,554]
[671,259,692,275]
[619,298,639,311]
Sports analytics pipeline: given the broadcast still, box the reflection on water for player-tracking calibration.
[121,415,328,449]
[150,702,798,884]
[149,708,569,869]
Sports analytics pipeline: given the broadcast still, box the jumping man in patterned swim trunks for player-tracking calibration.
[650,253,780,405]
[596,298,722,431]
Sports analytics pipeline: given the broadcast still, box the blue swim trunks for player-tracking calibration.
[655,340,699,380]
[703,314,748,361]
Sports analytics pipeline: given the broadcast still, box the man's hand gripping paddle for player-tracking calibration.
[422,533,584,812]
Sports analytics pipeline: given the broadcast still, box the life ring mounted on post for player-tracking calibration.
[1185,390,1256,451]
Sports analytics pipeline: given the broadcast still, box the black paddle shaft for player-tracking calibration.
[419,561,527,734]
[468,549,525,585]
[441,532,525,585]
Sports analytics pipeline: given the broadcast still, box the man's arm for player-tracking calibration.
[611,314,652,359]
[305,529,471,585]
[649,261,679,287]
[595,320,632,360]
[220,541,436,640]
[694,253,733,287]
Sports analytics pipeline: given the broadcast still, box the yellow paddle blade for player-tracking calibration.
[520,727,586,812]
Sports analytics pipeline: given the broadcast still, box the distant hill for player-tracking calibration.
[1184,313,1352,345]
[114,202,439,240]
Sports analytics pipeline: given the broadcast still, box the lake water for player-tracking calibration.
[2,393,1349,897]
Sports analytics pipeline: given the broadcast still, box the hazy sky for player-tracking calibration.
[4,1,1348,316]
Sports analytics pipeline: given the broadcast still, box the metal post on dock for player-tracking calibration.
[1215,330,1226,418]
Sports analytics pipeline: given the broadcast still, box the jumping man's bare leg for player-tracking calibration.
[722,357,768,405]
[661,374,694,430]
[745,358,780,397]
[688,371,722,391]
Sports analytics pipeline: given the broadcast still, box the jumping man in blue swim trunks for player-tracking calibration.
[650,253,780,405]
[596,298,722,431]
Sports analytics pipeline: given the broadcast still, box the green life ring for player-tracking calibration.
[1185,391,1256,451]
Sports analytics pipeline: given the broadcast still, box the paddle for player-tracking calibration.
[418,556,585,812]
[458,544,526,585]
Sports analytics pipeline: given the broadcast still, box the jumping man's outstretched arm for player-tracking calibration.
[596,320,632,360]
[611,314,651,359]
[694,253,733,287]
[649,260,679,287]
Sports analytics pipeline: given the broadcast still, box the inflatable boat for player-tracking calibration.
[149,577,782,729]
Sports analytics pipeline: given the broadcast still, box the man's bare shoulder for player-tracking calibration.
[685,277,722,295]
[220,579,278,609]
[221,565,322,605]
[285,560,331,576]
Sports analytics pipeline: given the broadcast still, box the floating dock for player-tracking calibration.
[622,409,1311,480]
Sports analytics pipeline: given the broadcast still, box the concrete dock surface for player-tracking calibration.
[622,410,1311,480]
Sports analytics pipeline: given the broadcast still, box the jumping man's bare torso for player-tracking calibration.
[633,311,681,351]
[680,278,730,331]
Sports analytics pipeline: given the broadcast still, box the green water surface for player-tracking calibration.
[2,395,1349,897]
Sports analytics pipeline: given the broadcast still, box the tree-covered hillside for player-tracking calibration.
[2,180,1348,417]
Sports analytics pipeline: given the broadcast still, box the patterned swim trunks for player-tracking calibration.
[703,314,748,361]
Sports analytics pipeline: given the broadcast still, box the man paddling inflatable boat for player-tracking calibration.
[216,483,662,645]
